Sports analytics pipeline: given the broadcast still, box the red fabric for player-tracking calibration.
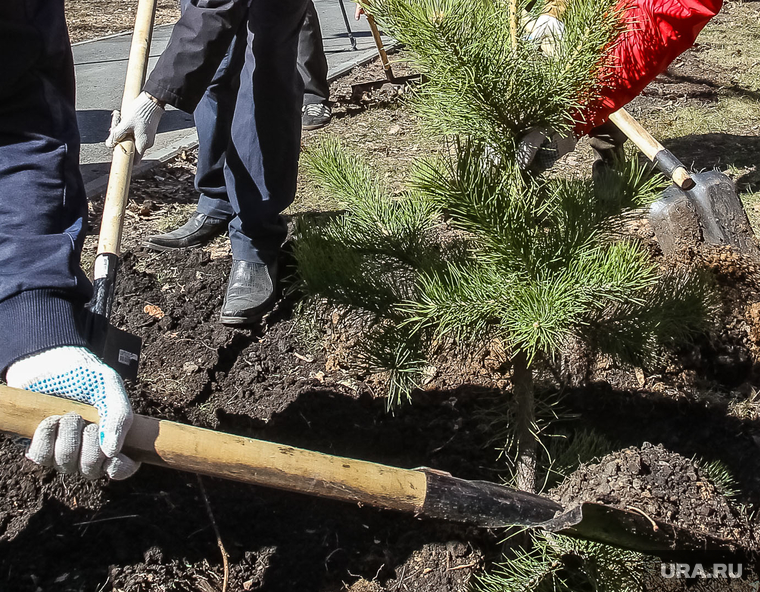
[575,0,722,135]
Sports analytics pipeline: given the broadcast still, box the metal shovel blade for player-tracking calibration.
[350,74,423,102]
[649,171,760,258]
[85,310,142,383]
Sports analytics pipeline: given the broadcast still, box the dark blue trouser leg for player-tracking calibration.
[189,0,246,221]
[0,2,90,372]
[224,0,308,265]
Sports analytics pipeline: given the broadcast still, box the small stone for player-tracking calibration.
[183,362,199,374]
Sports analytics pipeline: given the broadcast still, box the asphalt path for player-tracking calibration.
[75,0,391,196]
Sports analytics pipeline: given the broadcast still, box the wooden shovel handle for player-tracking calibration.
[608,109,694,190]
[97,0,158,256]
[367,14,394,81]
[0,385,427,512]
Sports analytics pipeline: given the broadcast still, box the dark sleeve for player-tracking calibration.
[144,0,247,113]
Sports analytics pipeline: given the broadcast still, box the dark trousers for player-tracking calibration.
[191,0,309,265]
[0,1,90,371]
[299,1,330,106]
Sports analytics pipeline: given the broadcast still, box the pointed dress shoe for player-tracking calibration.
[220,260,278,325]
[144,211,229,251]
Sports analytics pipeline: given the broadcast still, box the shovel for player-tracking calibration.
[337,0,358,51]
[350,14,423,102]
[85,0,158,382]
[0,384,752,560]
[608,108,760,258]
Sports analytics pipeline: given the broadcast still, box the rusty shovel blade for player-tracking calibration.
[649,171,760,258]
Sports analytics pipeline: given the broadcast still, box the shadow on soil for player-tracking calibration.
[0,385,501,592]
[663,133,760,175]
[3,368,760,590]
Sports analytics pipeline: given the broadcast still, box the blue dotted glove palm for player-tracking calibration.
[6,346,140,480]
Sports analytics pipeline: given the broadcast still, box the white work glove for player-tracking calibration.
[105,91,164,165]
[6,346,140,480]
[517,127,577,172]
[516,13,572,172]
[524,14,565,54]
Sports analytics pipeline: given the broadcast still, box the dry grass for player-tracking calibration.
[66,0,180,43]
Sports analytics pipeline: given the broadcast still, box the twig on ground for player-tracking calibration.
[626,505,660,532]
[447,561,478,571]
[196,475,230,592]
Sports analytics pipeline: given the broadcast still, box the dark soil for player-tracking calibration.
[4,6,760,592]
[551,443,754,544]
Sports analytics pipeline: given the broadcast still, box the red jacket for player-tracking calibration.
[576,0,722,134]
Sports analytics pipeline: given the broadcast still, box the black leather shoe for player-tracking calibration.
[144,212,229,251]
[220,260,278,325]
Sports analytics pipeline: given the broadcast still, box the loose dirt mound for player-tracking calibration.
[551,443,755,545]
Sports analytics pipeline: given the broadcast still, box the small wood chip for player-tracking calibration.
[634,367,646,387]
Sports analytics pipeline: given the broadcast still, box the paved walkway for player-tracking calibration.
[74,0,390,196]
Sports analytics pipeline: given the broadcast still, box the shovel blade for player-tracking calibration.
[100,325,142,382]
[350,74,423,103]
[543,502,753,560]
[649,171,760,258]
[86,312,141,382]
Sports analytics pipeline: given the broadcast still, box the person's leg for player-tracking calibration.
[298,1,331,130]
[194,23,247,221]
[0,3,90,372]
[145,0,247,251]
[220,0,308,323]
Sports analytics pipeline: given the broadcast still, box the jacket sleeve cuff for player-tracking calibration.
[0,289,89,375]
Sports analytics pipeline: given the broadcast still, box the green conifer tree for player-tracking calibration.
[294,0,713,492]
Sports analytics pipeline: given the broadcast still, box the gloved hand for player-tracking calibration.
[524,13,565,52]
[6,346,140,480]
[517,11,574,172]
[105,91,164,165]
[517,127,577,172]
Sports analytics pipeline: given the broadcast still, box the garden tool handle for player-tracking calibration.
[367,14,394,81]
[98,0,157,257]
[0,384,428,512]
[609,109,695,190]
[0,384,566,528]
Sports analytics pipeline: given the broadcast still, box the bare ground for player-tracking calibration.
[3,2,760,591]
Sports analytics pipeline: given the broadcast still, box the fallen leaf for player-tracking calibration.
[143,304,165,319]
